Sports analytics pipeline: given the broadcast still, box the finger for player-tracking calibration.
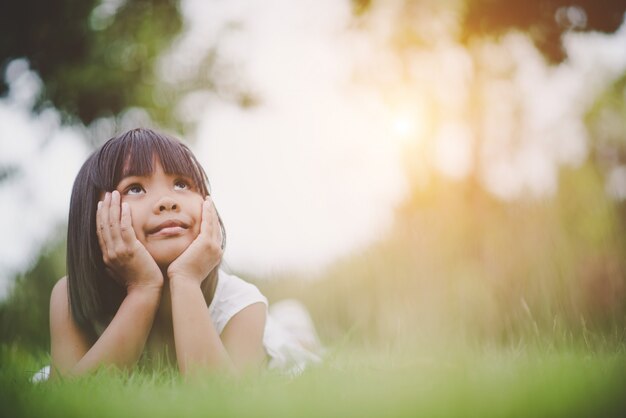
[120,202,137,243]
[100,192,114,251]
[200,197,211,237]
[207,196,223,246]
[109,190,122,243]
[211,201,222,244]
[96,200,108,254]
[217,212,225,250]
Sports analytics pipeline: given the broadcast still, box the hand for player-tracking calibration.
[97,191,164,292]
[167,196,223,285]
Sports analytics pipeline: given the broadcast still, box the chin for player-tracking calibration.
[149,239,193,268]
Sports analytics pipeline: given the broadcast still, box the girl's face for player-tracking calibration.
[114,159,205,269]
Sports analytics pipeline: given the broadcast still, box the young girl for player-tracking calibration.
[48,128,321,379]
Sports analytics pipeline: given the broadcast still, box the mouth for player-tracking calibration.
[147,220,189,237]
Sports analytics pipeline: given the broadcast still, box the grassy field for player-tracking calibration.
[2,164,626,417]
[2,341,625,418]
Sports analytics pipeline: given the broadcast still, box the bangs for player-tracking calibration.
[95,129,209,196]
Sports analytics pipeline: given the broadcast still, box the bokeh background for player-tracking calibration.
[2,0,626,354]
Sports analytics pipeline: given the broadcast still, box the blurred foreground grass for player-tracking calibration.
[2,341,625,418]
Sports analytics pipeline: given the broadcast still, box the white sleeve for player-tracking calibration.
[208,270,268,335]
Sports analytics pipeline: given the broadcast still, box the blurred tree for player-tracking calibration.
[338,0,626,343]
[0,0,183,127]
[0,0,188,352]
[461,0,626,63]
[353,0,626,63]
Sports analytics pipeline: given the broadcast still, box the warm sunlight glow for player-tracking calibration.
[392,114,416,138]
[388,98,429,143]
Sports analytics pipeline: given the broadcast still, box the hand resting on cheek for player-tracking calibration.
[96,190,164,291]
[167,196,224,285]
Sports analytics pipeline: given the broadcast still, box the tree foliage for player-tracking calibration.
[462,0,626,62]
[1,0,183,126]
[353,0,626,63]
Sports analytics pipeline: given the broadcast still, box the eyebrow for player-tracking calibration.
[117,171,195,185]
[117,174,148,182]
[115,174,148,189]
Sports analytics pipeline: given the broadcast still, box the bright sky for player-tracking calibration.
[1,1,626,297]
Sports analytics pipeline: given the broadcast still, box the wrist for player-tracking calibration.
[127,280,164,296]
[124,284,162,309]
[168,274,203,291]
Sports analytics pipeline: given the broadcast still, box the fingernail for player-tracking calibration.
[97,201,102,209]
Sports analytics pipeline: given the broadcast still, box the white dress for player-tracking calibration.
[210,270,322,374]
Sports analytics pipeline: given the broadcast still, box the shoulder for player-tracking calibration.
[49,276,92,377]
[50,277,73,331]
[210,270,268,335]
[50,277,69,310]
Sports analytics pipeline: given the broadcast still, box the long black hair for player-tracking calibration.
[67,128,225,337]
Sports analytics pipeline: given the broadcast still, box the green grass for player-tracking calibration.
[3,162,626,418]
[2,342,625,418]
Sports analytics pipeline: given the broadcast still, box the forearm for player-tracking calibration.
[71,287,161,375]
[169,277,235,376]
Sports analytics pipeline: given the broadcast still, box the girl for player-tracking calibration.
[48,128,320,379]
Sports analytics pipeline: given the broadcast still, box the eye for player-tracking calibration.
[174,179,190,191]
[124,183,145,195]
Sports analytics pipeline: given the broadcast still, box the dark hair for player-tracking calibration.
[67,128,225,337]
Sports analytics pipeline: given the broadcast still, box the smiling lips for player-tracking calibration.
[147,220,189,237]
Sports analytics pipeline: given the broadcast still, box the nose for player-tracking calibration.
[153,195,179,213]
